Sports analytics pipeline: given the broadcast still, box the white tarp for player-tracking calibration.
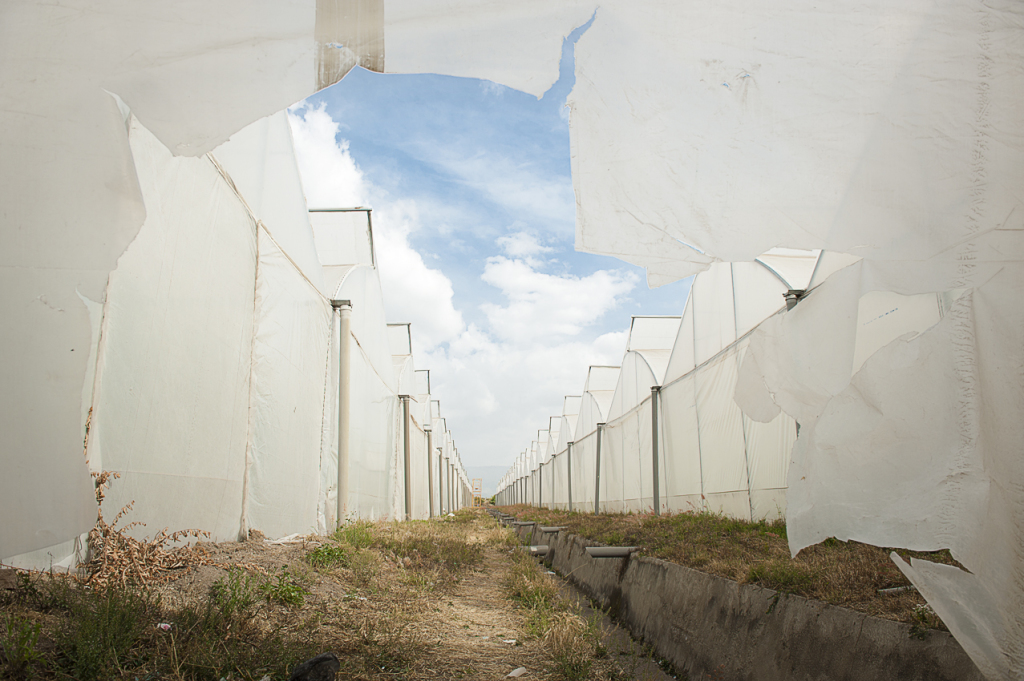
[86,117,256,544]
[0,0,376,564]
[463,3,1021,674]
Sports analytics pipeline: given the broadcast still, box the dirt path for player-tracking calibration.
[423,547,553,679]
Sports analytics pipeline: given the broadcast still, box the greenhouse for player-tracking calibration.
[2,2,1021,678]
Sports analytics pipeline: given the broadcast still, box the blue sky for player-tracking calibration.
[288,27,692,491]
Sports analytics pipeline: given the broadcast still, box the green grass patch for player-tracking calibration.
[306,542,350,570]
[260,567,309,607]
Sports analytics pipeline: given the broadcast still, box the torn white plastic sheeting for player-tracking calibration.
[738,261,1023,679]
[384,0,594,98]
[89,117,257,544]
[213,112,327,294]
[568,1,1024,285]
[0,0,372,564]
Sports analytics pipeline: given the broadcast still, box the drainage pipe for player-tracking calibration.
[331,299,352,528]
[585,546,639,558]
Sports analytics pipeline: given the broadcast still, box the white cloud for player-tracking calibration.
[288,102,464,353]
[480,256,637,343]
[496,230,553,258]
[372,201,465,352]
[288,99,639,471]
[288,103,367,208]
[410,146,576,231]
[423,252,636,464]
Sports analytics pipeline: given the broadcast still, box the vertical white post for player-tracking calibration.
[401,395,411,520]
[332,300,352,528]
[595,423,604,514]
[652,386,661,516]
[567,442,573,512]
[426,428,434,518]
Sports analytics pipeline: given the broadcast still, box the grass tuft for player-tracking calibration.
[1,613,44,679]
[306,542,350,571]
[543,612,594,681]
[260,566,309,607]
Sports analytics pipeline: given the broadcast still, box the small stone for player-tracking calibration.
[288,652,341,681]
[507,667,527,678]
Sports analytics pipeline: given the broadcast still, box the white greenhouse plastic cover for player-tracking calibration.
[388,323,416,395]
[0,0,382,567]
[6,2,1019,675]
[576,366,620,439]
[558,396,582,450]
[452,3,1020,675]
[606,316,680,422]
[5,100,471,570]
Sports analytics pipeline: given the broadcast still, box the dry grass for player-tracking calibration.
[84,471,211,588]
[502,504,959,628]
[501,537,616,680]
[2,501,621,680]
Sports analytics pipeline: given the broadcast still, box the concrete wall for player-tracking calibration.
[512,521,983,681]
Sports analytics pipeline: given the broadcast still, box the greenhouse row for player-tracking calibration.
[495,250,954,520]
[2,2,1021,679]
[3,109,472,571]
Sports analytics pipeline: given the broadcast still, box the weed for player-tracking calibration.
[1,613,43,678]
[260,567,309,607]
[543,612,593,681]
[909,603,941,640]
[747,561,816,593]
[306,542,350,570]
[58,582,159,681]
[209,567,261,624]
[377,522,485,576]
[334,519,375,549]
[506,552,560,637]
[349,550,383,590]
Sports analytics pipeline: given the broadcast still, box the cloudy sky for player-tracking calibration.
[287,28,692,491]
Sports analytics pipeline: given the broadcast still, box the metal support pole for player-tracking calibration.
[401,395,412,520]
[332,300,352,528]
[426,428,434,518]
[651,386,661,516]
[567,442,573,512]
[595,423,605,514]
[438,450,444,513]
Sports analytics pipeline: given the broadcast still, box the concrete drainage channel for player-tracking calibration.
[489,510,983,681]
